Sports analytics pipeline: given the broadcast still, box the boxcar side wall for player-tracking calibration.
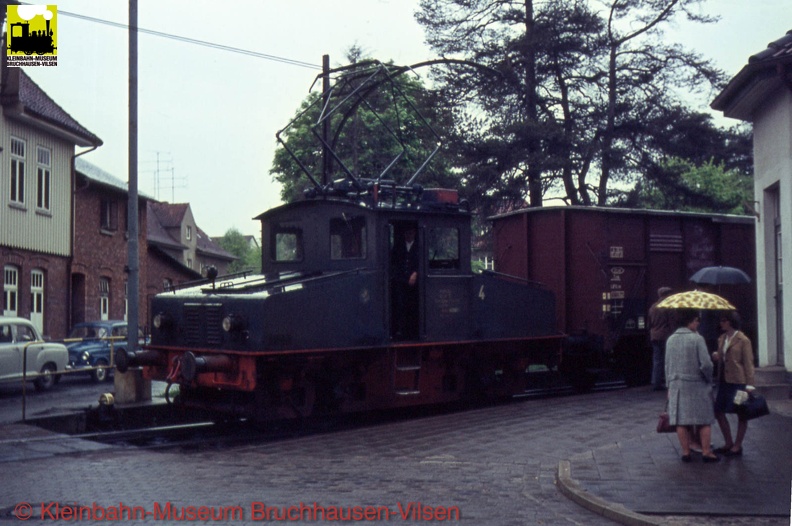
[531,211,568,328]
[491,207,756,386]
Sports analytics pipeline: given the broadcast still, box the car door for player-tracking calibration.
[14,323,41,376]
[0,324,20,382]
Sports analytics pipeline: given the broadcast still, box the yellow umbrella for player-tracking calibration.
[656,290,736,310]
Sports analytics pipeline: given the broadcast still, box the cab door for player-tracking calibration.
[423,222,472,341]
[388,220,422,340]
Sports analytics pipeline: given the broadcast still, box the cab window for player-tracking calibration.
[428,227,459,271]
[330,215,367,260]
[271,224,304,262]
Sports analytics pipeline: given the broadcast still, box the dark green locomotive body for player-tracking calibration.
[126,190,562,420]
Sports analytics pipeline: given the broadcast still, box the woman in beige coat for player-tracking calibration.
[711,311,755,457]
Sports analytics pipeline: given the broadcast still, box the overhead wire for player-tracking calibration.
[51,7,322,71]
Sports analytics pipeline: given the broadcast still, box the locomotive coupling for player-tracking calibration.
[115,349,168,373]
[181,352,234,382]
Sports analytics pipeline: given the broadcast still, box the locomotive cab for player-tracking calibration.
[255,187,473,343]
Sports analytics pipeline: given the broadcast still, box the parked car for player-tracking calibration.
[66,321,146,382]
[0,316,68,391]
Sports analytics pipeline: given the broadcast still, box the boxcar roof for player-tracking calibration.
[489,205,755,225]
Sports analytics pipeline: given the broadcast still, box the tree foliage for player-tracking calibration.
[619,157,753,214]
[415,0,752,214]
[217,228,261,273]
[270,50,457,203]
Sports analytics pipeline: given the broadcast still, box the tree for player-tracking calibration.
[620,157,753,214]
[270,51,456,203]
[416,0,737,211]
[593,0,723,205]
[417,0,556,213]
[217,228,261,273]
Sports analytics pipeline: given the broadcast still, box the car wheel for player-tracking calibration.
[92,360,110,383]
[34,363,57,391]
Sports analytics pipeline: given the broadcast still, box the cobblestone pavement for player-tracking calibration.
[0,386,790,525]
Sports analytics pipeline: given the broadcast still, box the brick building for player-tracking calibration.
[1,67,102,339]
[71,158,149,328]
[2,45,233,339]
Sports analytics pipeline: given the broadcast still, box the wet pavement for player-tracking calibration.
[0,384,790,525]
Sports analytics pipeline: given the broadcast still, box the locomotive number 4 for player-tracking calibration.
[478,285,486,300]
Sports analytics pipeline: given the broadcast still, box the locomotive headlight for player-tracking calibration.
[153,312,172,330]
[222,314,246,332]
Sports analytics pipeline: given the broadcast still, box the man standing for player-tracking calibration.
[649,287,676,390]
[391,226,419,340]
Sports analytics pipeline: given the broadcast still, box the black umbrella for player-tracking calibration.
[689,266,751,285]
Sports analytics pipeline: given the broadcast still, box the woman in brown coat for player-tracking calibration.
[712,311,755,457]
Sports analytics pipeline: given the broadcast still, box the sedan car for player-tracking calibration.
[0,316,68,391]
[66,320,145,382]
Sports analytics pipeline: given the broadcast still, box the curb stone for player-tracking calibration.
[556,460,666,526]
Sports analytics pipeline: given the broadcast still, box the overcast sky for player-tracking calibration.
[21,0,791,238]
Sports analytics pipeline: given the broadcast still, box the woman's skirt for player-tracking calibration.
[668,379,714,426]
[714,381,746,414]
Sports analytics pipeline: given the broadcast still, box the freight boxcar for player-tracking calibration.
[490,206,756,388]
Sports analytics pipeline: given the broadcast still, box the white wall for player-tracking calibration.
[752,88,792,369]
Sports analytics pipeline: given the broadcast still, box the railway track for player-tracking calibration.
[15,376,627,453]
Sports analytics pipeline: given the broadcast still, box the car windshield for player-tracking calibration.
[69,326,108,339]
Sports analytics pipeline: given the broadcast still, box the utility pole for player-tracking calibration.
[116,0,151,403]
[126,0,139,354]
[321,54,330,187]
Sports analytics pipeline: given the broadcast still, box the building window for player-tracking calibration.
[99,277,110,320]
[10,137,25,205]
[186,225,192,241]
[35,147,51,211]
[100,200,118,231]
[3,266,19,316]
[30,269,44,334]
[163,278,173,292]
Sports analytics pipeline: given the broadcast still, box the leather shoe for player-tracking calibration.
[681,454,692,463]
[702,454,720,463]
[724,448,743,457]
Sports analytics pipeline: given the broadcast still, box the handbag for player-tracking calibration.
[657,401,676,433]
[736,392,770,420]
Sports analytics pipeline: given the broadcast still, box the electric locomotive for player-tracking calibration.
[118,61,565,421]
